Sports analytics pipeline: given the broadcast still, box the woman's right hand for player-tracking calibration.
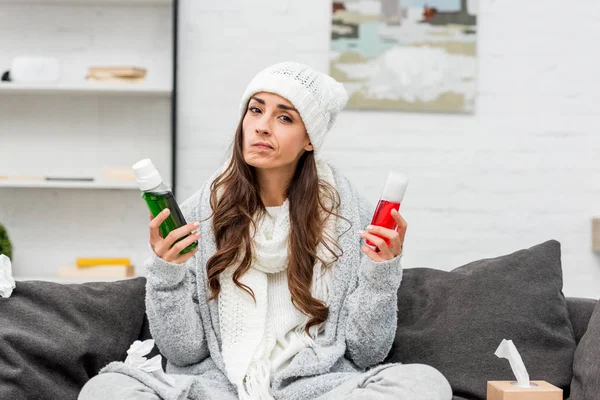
[149,209,200,264]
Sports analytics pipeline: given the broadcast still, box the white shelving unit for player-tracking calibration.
[0,1,174,279]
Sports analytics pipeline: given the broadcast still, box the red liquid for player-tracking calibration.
[366,199,400,251]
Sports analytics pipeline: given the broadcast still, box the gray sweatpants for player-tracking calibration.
[317,364,452,400]
[79,363,452,400]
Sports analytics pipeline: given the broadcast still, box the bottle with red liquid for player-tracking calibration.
[366,171,409,252]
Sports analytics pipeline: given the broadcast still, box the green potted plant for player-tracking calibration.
[0,222,12,260]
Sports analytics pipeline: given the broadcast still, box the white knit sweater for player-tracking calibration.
[263,205,311,375]
[218,162,338,400]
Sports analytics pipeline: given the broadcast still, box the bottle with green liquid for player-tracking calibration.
[132,158,198,254]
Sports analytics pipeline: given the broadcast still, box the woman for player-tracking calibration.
[80,62,452,400]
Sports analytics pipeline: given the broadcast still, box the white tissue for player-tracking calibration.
[0,254,16,298]
[125,339,175,386]
[494,339,531,388]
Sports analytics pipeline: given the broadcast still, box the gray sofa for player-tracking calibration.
[1,240,598,400]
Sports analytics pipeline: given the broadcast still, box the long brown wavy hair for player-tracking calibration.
[206,114,345,334]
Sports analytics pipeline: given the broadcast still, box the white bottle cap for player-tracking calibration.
[381,171,409,203]
[132,158,163,191]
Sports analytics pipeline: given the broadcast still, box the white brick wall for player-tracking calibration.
[177,0,600,298]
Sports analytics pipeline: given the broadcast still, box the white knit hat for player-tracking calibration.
[239,62,349,154]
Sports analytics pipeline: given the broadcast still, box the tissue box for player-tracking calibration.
[487,381,562,400]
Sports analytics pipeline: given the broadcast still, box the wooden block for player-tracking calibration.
[58,265,135,278]
[593,217,600,252]
[487,381,562,400]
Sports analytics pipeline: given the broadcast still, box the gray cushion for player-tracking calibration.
[566,297,597,344]
[569,299,600,400]
[0,277,147,400]
[386,240,576,400]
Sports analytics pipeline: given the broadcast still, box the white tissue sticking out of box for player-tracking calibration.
[0,254,16,298]
[494,339,531,388]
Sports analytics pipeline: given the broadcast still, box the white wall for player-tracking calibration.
[177,0,600,298]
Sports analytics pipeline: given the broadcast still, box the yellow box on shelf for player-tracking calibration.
[76,258,132,268]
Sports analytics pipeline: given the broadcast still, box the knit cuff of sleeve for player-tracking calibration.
[359,254,403,292]
[144,254,188,289]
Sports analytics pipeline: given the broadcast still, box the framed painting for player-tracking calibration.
[330,0,478,113]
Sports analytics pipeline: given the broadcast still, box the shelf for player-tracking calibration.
[0,82,172,96]
[0,0,171,4]
[13,276,140,284]
[0,180,139,189]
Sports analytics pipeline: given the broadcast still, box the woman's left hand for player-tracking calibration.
[360,209,407,262]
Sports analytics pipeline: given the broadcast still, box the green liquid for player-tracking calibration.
[142,191,198,254]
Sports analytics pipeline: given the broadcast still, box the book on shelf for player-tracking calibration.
[86,66,147,83]
[102,167,137,182]
[58,264,135,278]
[76,257,131,268]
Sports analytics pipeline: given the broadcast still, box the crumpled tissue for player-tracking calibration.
[125,339,175,386]
[494,339,531,388]
[0,254,16,298]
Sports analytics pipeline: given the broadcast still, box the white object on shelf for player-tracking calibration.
[0,179,139,190]
[11,56,61,83]
[0,82,172,96]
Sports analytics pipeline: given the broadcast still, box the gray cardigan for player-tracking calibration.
[102,164,403,400]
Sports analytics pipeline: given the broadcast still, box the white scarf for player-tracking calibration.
[218,161,339,400]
